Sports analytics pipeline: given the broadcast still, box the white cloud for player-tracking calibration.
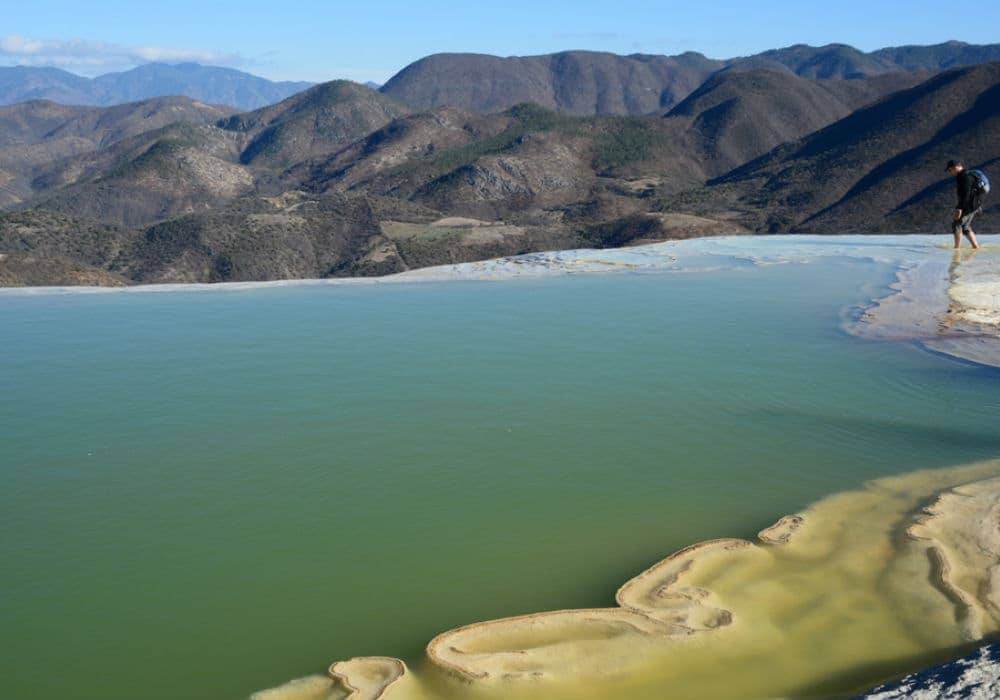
[0,34,244,74]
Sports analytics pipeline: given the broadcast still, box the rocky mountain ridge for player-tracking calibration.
[380,41,1000,115]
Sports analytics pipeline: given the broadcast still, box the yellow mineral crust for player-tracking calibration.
[251,657,409,700]
[249,674,341,700]
[328,657,408,700]
[426,607,670,682]
[907,477,1000,640]
[262,460,1000,700]
[614,538,755,628]
[421,461,1000,698]
[757,514,805,544]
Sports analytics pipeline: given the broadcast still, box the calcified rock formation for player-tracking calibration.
[946,248,1000,329]
[328,658,409,700]
[251,657,410,700]
[907,478,1000,640]
[425,539,748,684]
[257,459,1000,700]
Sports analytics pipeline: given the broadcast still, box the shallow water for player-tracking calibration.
[2,257,1000,699]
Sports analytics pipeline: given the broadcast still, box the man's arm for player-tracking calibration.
[956,173,972,216]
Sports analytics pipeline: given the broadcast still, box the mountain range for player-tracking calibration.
[379,41,1000,114]
[3,41,998,115]
[0,63,314,111]
[0,42,997,287]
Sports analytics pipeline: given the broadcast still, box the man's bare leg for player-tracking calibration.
[954,229,963,248]
[964,230,980,249]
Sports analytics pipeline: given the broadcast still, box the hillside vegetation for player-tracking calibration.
[1,44,998,286]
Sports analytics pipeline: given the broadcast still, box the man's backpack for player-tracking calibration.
[970,169,991,195]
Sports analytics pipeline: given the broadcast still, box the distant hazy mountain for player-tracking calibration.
[0,63,314,110]
[0,66,94,106]
[381,41,1000,115]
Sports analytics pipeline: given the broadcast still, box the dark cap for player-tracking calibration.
[946,159,961,171]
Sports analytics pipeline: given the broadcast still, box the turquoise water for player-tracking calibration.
[2,259,999,700]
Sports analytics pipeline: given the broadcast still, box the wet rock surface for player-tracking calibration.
[858,643,1000,699]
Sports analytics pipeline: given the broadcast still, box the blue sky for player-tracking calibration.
[3,0,999,83]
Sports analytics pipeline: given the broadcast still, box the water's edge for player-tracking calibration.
[5,234,996,368]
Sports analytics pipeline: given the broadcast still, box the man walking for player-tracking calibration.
[945,160,982,249]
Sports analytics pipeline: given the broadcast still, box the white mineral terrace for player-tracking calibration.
[5,236,998,371]
[398,234,1000,368]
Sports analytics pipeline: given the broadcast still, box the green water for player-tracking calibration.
[2,260,999,700]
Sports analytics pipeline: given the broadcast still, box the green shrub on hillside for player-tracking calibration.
[591,117,660,172]
[106,138,191,180]
[507,102,569,132]
[391,103,577,185]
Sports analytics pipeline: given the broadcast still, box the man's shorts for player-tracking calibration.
[953,207,982,234]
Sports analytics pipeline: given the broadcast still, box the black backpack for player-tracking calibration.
[969,168,991,195]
